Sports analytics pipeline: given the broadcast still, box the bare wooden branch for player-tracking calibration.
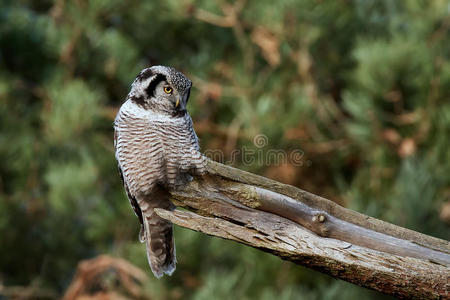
[157,160,450,299]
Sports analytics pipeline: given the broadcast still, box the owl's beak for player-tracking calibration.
[173,97,187,117]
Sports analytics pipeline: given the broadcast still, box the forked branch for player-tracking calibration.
[156,160,449,299]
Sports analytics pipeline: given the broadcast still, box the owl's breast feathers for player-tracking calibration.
[114,100,205,196]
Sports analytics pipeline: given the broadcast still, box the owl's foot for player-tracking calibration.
[189,166,206,176]
[172,172,193,188]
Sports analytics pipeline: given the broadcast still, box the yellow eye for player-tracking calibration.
[164,86,173,94]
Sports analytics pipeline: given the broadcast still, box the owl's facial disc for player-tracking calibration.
[147,79,187,117]
[129,66,192,116]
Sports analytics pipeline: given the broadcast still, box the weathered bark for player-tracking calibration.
[155,160,449,299]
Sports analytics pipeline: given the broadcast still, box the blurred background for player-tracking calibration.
[1,0,450,299]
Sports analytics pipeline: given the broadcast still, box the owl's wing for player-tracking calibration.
[186,115,201,151]
[115,130,145,241]
[118,165,146,241]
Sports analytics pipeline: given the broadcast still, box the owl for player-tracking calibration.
[114,66,206,278]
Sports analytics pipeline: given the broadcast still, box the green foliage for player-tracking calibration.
[0,0,448,299]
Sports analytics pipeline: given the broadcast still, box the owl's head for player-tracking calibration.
[128,66,192,117]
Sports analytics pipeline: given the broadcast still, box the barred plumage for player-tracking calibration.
[114,66,205,278]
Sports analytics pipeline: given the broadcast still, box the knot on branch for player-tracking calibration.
[312,213,326,223]
[311,212,329,237]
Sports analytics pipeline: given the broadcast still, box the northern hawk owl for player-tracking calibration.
[114,66,206,278]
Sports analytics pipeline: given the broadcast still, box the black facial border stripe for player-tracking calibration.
[186,87,191,103]
[130,94,146,106]
[145,74,167,98]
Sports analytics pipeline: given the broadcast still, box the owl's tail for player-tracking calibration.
[139,187,176,278]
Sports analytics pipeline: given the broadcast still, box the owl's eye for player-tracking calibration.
[164,86,173,94]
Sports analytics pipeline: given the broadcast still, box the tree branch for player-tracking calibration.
[157,160,449,299]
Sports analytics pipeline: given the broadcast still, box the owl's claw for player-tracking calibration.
[185,173,194,182]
